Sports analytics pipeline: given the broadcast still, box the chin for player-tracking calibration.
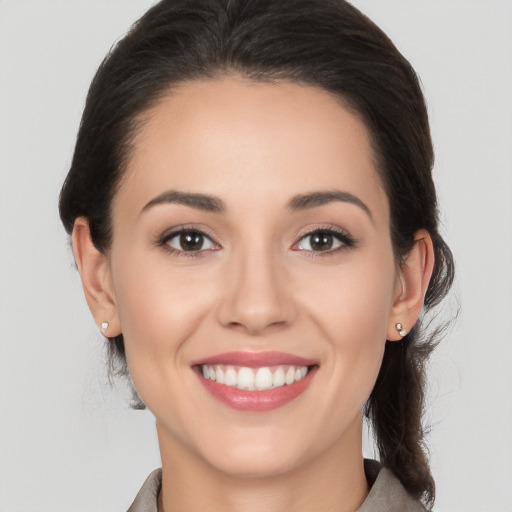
[197,428,311,479]
[209,451,301,479]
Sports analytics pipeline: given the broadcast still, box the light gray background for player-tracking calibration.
[0,1,511,511]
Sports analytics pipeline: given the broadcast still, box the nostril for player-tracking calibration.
[227,318,290,336]
[215,262,297,332]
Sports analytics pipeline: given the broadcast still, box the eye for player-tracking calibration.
[294,229,353,253]
[164,229,218,253]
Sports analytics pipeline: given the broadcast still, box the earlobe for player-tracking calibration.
[387,229,435,341]
[72,218,121,336]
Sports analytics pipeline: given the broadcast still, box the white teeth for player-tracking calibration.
[201,364,310,391]
[255,367,273,391]
[224,367,237,387]
[237,367,255,390]
[272,367,286,387]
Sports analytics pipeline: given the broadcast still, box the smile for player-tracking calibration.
[201,364,309,391]
[193,352,318,412]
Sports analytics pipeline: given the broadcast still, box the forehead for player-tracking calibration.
[117,76,388,219]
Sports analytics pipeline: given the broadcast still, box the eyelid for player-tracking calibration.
[157,224,221,256]
[291,225,356,254]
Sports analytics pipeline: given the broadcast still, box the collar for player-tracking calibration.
[127,460,427,512]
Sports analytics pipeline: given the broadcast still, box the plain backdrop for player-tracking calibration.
[0,1,511,511]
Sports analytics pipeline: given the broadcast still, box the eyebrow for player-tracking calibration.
[140,188,372,220]
[287,190,373,221]
[140,191,226,215]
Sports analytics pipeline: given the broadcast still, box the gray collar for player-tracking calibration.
[127,461,427,512]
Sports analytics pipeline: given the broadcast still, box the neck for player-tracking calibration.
[156,419,370,512]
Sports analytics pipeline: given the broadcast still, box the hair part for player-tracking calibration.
[59,0,455,506]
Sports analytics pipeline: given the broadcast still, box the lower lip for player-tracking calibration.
[196,367,317,412]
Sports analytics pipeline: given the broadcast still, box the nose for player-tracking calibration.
[216,245,296,335]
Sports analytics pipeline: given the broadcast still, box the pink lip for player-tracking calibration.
[192,351,318,412]
[191,351,317,368]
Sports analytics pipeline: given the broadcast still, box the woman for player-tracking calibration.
[59,0,454,510]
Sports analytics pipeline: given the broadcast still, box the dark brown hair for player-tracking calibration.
[59,0,454,506]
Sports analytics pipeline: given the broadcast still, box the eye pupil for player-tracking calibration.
[180,231,204,251]
[311,233,333,251]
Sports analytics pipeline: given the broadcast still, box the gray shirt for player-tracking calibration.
[127,460,427,512]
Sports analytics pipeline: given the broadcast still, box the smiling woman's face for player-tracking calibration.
[104,76,402,477]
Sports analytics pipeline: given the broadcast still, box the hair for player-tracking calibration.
[59,0,454,506]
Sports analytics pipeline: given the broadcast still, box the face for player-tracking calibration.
[107,76,401,477]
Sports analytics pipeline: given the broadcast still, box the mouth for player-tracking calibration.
[192,352,318,412]
[198,363,311,391]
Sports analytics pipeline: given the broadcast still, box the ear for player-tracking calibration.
[72,217,121,337]
[387,229,435,341]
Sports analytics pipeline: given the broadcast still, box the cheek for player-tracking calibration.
[113,248,211,333]
[303,251,396,339]
[300,251,396,398]
[109,252,217,389]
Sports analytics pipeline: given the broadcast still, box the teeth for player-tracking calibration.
[200,364,310,391]
[238,367,255,390]
[255,367,273,391]
[224,367,237,387]
[272,367,286,387]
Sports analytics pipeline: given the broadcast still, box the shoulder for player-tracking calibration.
[357,459,428,512]
[126,469,162,512]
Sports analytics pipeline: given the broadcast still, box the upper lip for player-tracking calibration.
[191,351,318,368]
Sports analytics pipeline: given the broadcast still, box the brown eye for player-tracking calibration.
[310,232,334,251]
[180,231,205,251]
[165,230,217,252]
[295,229,350,252]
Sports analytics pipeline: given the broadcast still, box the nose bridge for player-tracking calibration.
[218,237,294,334]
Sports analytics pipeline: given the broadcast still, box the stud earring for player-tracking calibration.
[101,322,109,332]
[395,323,408,337]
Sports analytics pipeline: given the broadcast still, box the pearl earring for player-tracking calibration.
[101,322,109,332]
[395,323,407,337]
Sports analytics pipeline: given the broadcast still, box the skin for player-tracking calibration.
[73,76,434,512]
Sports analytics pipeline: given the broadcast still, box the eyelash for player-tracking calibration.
[157,225,355,258]
[158,225,220,258]
[293,226,356,257]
